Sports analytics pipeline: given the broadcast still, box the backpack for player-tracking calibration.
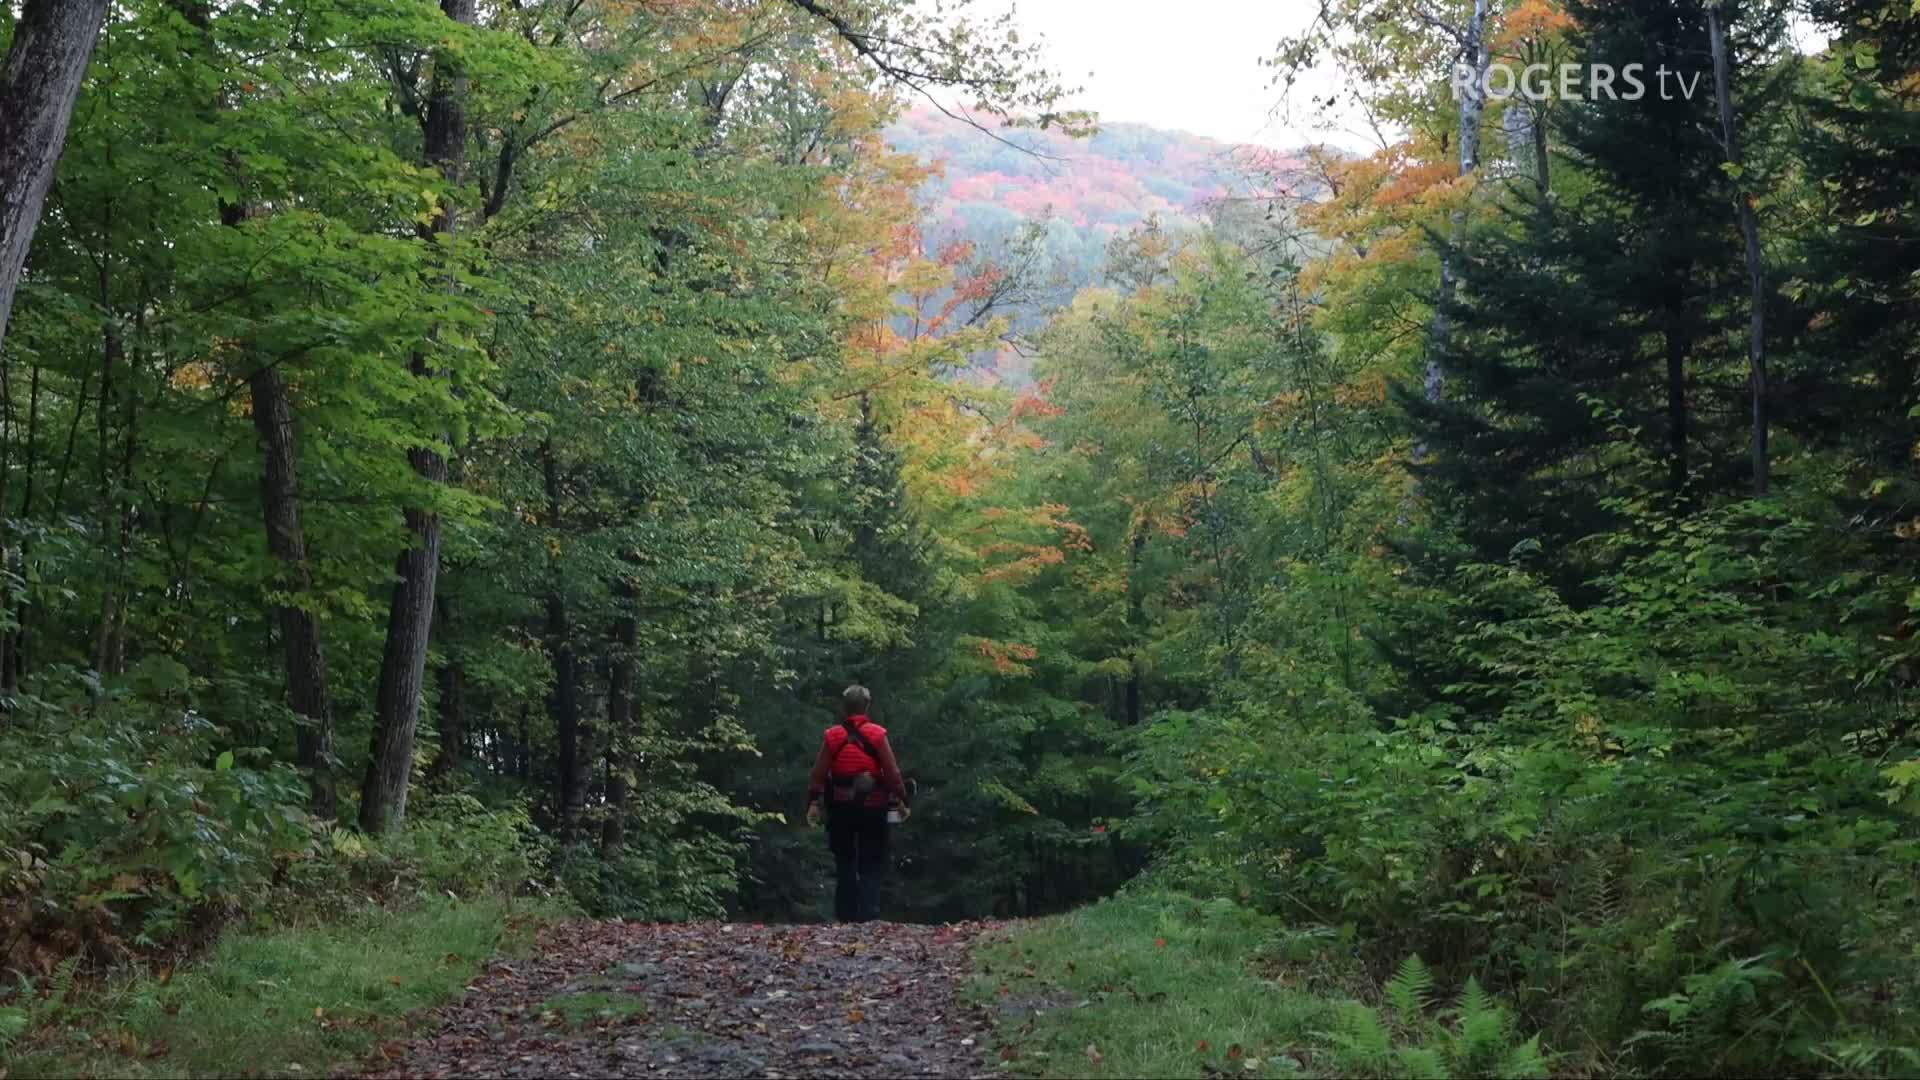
[832,720,884,801]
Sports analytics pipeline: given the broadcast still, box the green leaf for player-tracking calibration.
[215,750,235,772]
[0,1005,26,1048]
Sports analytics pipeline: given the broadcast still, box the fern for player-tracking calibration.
[1443,977,1519,1079]
[1626,954,1785,1074]
[0,1005,25,1050]
[1395,1044,1450,1079]
[1499,1033,1550,1079]
[1386,954,1437,1026]
[1324,959,1550,1080]
[1327,1001,1395,1077]
[34,956,80,1025]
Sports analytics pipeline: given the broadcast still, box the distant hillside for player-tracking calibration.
[884,107,1304,384]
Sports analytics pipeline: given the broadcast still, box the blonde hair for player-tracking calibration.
[842,684,872,716]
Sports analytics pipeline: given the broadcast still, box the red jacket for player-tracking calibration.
[807,715,906,810]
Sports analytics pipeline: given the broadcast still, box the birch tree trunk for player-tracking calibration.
[1708,4,1769,495]
[1419,0,1492,442]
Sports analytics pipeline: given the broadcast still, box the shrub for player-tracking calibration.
[0,665,310,967]
[1127,500,1920,1070]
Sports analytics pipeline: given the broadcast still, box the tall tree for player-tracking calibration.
[0,0,110,357]
[1406,0,1764,551]
[358,0,478,834]
[1708,0,1770,495]
[1270,0,1505,435]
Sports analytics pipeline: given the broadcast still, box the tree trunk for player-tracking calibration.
[600,747,628,854]
[1708,6,1768,496]
[1417,0,1491,457]
[0,0,110,357]
[358,0,474,834]
[548,590,584,834]
[516,706,531,782]
[600,585,636,855]
[1665,298,1692,497]
[92,345,136,680]
[1124,526,1145,727]
[251,364,339,818]
[541,441,588,837]
[359,446,445,832]
[176,0,339,816]
[5,362,42,692]
[1503,101,1550,197]
[429,625,466,780]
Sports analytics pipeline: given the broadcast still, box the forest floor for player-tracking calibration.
[360,919,1007,1079]
[4,894,1337,1078]
[359,892,1337,1080]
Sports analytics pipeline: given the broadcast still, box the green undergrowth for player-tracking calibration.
[973,889,1562,1080]
[3,895,567,1079]
[971,889,1339,1078]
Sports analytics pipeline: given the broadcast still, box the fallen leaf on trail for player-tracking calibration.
[1086,1043,1104,1065]
[360,919,1008,1079]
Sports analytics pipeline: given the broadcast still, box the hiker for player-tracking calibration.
[805,684,909,922]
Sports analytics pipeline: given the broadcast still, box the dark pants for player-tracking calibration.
[826,803,891,922]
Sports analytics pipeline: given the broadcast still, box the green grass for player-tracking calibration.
[5,896,567,1079]
[972,889,1345,1078]
[536,989,651,1029]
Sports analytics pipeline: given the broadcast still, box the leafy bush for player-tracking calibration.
[0,666,311,965]
[553,836,740,921]
[363,793,542,899]
[1128,499,1920,1070]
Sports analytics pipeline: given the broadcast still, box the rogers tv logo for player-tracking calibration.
[1450,62,1707,101]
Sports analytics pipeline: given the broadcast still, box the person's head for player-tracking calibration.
[842,683,871,718]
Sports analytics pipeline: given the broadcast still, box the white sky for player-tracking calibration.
[994,1,1832,152]
[995,0,1367,150]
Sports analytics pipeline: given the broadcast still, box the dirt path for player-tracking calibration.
[361,919,1007,1079]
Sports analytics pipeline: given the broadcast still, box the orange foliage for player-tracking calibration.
[1497,0,1575,50]
[971,637,1039,675]
[1010,380,1064,419]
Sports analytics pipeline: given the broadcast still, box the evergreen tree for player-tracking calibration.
[1386,0,1793,715]
[1402,0,1791,565]
[1794,0,1920,473]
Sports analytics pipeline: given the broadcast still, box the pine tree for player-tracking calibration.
[1794,0,1920,473]
[1401,0,1789,574]
[1383,0,1794,717]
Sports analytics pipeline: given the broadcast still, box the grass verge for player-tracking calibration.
[971,889,1342,1078]
[3,895,567,1079]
